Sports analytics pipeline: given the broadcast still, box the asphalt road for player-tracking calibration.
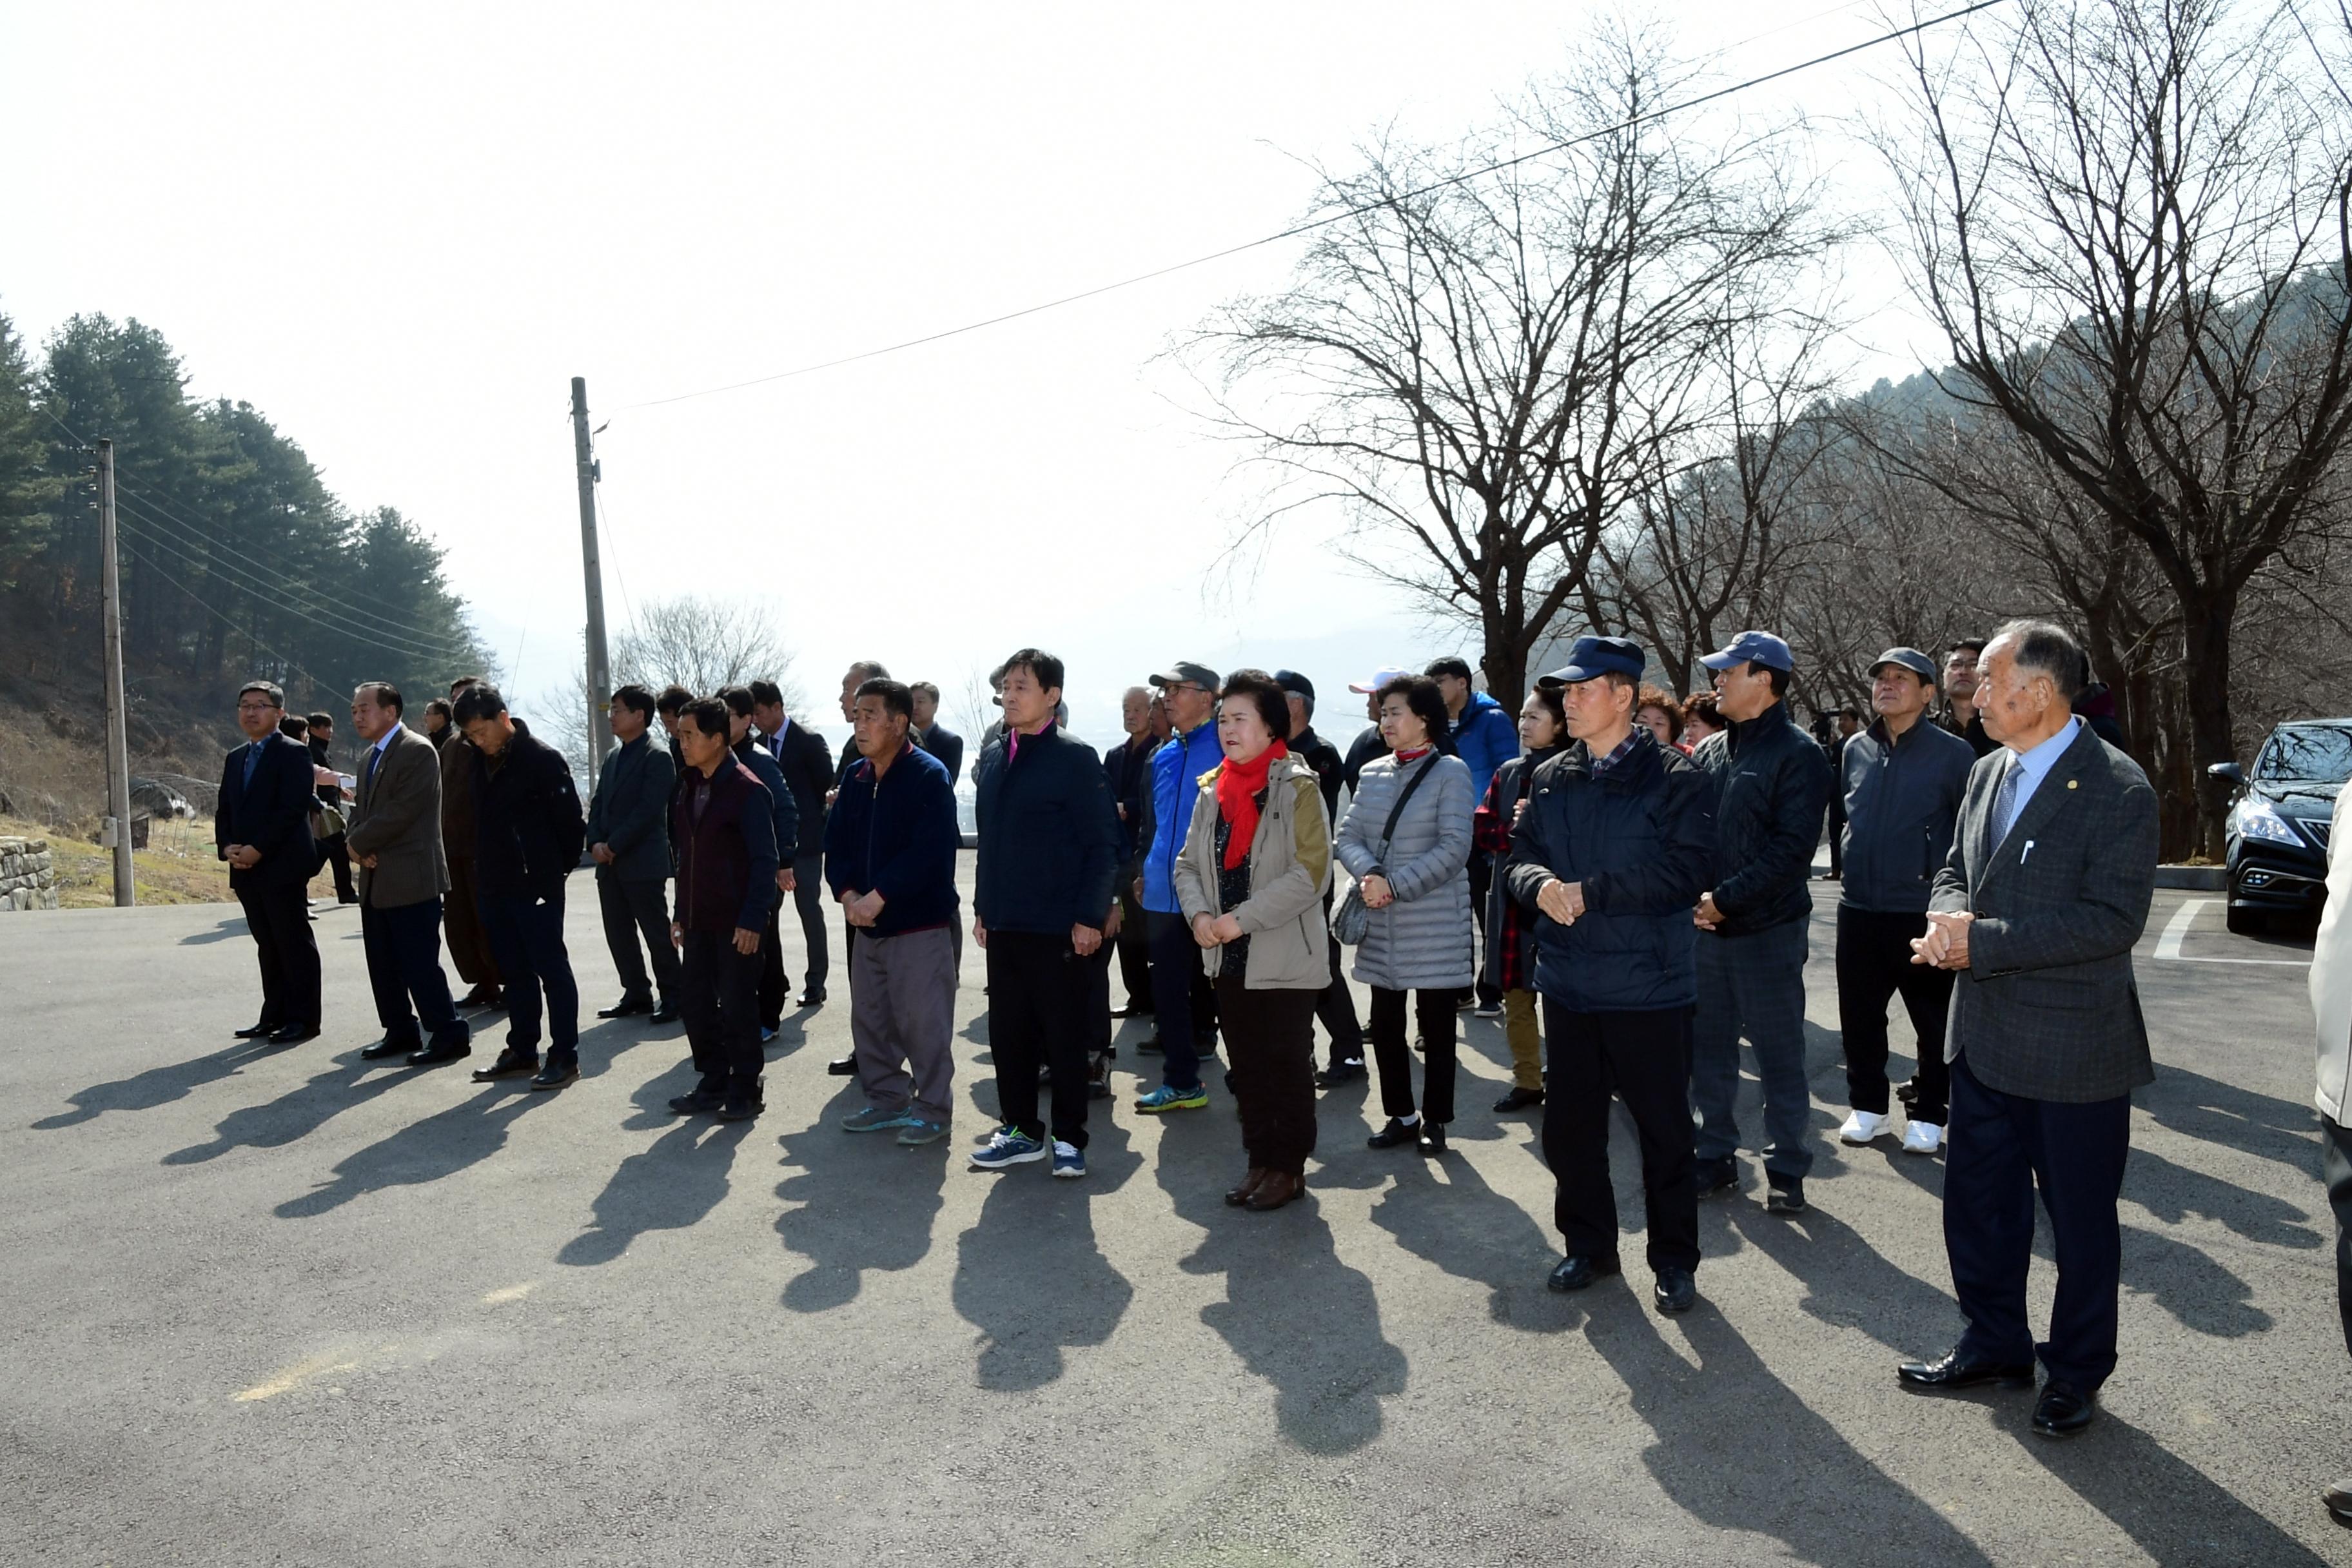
[3,868,2346,1566]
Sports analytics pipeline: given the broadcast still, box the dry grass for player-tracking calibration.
[0,812,361,909]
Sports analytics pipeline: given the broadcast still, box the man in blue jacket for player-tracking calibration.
[968,649,1121,1177]
[827,676,963,1146]
[1505,637,1714,1313]
[1690,631,1835,1215]
[216,680,322,1044]
[1834,649,1975,1155]
[587,683,681,1024]
[1137,660,1224,1112]
[1429,656,1522,1014]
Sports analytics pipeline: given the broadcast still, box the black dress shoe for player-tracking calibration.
[1366,1117,1420,1149]
[2032,1381,2095,1437]
[1766,1176,1807,1215]
[796,989,827,1008]
[1493,1086,1545,1112]
[648,1001,679,1023]
[715,1088,763,1122]
[1693,1155,1738,1197]
[1897,1348,2037,1391]
[234,1023,275,1040]
[407,1039,473,1068]
[827,1054,856,1077]
[1315,1059,1366,1089]
[1547,1253,1622,1292]
[360,1038,418,1061]
[1136,1035,1164,1055]
[267,1024,320,1045]
[1416,1122,1447,1157]
[529,1055,579,1090]
[668,1085,725,1115]
[1110,1002,1152,1019]
[2322,1478,2352,1525]
[1653,1268,1697,1314]
[471,1046,539,1082]
[595,997,654,1019]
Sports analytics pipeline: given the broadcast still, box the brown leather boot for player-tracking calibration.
[1224,1166,1270,1206]
[1246,1170,1306,1211]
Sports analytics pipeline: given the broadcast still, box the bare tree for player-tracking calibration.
[1187,24,1839,708]
[610,595,801,710]
[1879,0,2352,848]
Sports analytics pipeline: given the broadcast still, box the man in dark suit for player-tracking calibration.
[588,683,681,1023]
[217,681,322,1043]
[1897,619,2159,1440]
[910,681,966,787]
[752,679,834,1006]
[305,710,358,905]
[720,685,801,1039]
[344,681,473,1069]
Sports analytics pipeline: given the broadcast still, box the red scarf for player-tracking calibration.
[1216,740,1289,869]
[1393,745,1433,764]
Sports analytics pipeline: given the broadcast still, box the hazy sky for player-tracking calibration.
[5,1,1945,752]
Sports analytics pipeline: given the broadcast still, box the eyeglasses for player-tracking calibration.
[237,701,277,712]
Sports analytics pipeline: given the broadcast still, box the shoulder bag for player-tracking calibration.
[1332,754,1437,946]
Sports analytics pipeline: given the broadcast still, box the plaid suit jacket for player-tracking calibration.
[1930,720,2159,1103]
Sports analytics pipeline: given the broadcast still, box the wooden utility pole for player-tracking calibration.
[571,377,612,792]
[96,439,134,906]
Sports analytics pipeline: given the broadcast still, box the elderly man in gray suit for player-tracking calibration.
[344,681,474,1068]
[1895,620,2159,1439]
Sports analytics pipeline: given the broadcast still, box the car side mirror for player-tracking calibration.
[2206,761,2244,786]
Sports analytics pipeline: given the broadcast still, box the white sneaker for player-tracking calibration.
[1902,1121,1945,1155]
[1839,1109,1889,1144]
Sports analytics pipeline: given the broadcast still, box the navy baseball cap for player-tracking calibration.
[1538,636,1646,686]
[1868,647,1938,683]
[1271,670,1316,705]
[1150,661,1220,691]
[1700,630,1794,673]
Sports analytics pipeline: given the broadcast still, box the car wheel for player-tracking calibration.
[2225,901,2266,936]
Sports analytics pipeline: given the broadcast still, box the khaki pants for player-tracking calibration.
[1504,988,1542,1090]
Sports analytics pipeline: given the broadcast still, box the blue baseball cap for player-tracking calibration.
[1538,636,1646,687]
[1700,630,1795,674]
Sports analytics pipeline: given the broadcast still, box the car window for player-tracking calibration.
[2255,725,2352,783]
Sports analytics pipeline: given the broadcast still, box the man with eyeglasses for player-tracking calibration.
[217,681,322,1044]
[1133,661,1224,1113]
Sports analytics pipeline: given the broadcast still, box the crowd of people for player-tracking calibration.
[210,617,2163,1442]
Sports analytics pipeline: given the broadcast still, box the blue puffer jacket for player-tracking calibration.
[823,741,961,936]
[1504,730,1716,1012]
[1448,691,1522,816]
[1141,722,1224,914]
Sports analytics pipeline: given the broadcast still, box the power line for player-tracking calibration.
[112,533,336,696]
[616,0,2009,412]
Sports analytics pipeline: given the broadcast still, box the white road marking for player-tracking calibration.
[2151,897,2309,966]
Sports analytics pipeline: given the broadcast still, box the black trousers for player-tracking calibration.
[1369,986,1456,1124]
[481,891,580,1054]
[1218,972,1318,1174]
[2326,1119,2352,1358]
[1466,849,1500,1006]
[360,896,467,1048]
[789,854,828,997]
[598,874,681,1004]
[1946,1051,2131,1391]
[1314,892,1364,1066]
[1146,910,1208,1092]
[758,890,787,1029]
[1541,999,1699,1272]
[1836,904,1954,1123]
[315,831,357,901]
[986,930,1092,1148]
[1113,883,1154,1012]
[680,930,762,1088]
[237,881,320,1030]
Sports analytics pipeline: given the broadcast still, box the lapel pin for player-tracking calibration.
[2066,779,2078,789]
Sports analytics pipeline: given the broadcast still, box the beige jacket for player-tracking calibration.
[2313,787,2352,1125]
[344,723,451,910]
[1171,752,1331,990]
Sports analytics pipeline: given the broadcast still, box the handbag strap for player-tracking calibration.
[1371,752,1438,861]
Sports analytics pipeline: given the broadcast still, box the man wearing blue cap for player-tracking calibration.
[1690,630,1835,1215]
[1507,635,1715,1314]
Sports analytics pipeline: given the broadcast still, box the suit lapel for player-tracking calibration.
[1979,723,2099,890]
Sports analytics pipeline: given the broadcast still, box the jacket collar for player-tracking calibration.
[1725,700,1794,753]
[1558,729,1661,789]
[1976,721,2101,881]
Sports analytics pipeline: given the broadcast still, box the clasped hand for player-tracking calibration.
[1536,878,1585,925]
[1909,911,1974,970]
[1191,912,1246,948]
[1358,873,1395,909]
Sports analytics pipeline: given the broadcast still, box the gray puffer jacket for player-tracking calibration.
[1335,750,1475,990]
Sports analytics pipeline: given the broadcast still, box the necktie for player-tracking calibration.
[364,742,384,800]
[243,741,263,792]
[1989,756,2024,852]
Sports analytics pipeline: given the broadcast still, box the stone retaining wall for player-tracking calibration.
[0,836,59,910]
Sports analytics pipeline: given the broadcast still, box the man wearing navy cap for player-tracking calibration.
[1690,630,1835,1215]
[1506,636,1715,1313]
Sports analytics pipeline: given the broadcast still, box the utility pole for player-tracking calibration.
[96,440,135,906]
[571,377,612,792]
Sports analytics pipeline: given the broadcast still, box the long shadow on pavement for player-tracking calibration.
[2141,1065,2323,1179]
[272,1082,563,1217]
[2127,1146,2325,1250]
[2118,1221,2273,1339]
[773,1093,950,1312]
[1583,1297,1999,1568]
[557,1113,758,1266]
[1718,1199,1959,1355]
[952,1119,1141,1391]
[176,915,249,945]
[159,1051,427,1165]
[1368,1148,1578,1332]
[32,1037,291,1130]
[2014,1413,2334,1567]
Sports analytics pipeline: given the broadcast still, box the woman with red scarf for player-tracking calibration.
[1173,669,1335,1211]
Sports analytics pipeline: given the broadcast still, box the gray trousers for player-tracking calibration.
[1690,916,1815,1181]
[850,926,957,1124]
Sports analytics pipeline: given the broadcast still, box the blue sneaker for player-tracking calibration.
[840,1105,920,1133]
[1135,1083,1208,1114]
[970,1125,1048,1170]
[1050,1141,1086,1179]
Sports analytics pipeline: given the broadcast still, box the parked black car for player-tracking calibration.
[2210,720,2352,933]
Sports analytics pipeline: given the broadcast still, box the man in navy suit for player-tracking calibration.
[215,680,322,1044]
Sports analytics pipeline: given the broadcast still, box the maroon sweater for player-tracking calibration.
[668,760,780,934]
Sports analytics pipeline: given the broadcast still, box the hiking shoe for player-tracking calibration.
[1050,1141,1086,1179]
[1472,1001,1503,1019]
[970,1126,1049,1170]
[896,1118,950,1147]
[1135,1083,1208,1114]
[841,1105,919,1133]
